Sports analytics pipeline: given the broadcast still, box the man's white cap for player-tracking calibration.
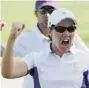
[48,8,77,28]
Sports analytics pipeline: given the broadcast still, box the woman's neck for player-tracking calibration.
[37,23,49,37]
[51,43,64,57]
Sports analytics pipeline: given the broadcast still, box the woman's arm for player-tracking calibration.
[1,23,27,78]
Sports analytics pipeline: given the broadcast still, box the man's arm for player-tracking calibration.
[0,20,5,31]
[74,31,89,54]
[0,21,5,57]
[1,23,28,78]
[1,44,6,56]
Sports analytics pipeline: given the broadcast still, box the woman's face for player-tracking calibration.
[49,18,76,53]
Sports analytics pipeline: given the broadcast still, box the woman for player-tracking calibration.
[2,8,89,88]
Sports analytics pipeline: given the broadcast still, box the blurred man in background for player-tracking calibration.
[1,0,57,57]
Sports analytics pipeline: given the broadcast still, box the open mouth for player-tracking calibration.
[62,39,69,46]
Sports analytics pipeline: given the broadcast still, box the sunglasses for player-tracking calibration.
[39,7,55,14]
[54,26,76,33]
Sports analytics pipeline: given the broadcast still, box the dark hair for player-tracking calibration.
[48,35,52,41]
[49,24,55,30]
[48,24,56,41]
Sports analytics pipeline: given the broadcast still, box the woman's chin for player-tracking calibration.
[59,44,71,53]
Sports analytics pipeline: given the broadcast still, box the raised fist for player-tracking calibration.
[10,22,25,40]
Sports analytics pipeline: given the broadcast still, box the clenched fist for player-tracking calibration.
[0,21,5,31]
[10,22,25,40]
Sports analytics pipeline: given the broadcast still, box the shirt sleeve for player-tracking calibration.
[21,53,35,71]
[84,54,89,83]
[74,31,89,54]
